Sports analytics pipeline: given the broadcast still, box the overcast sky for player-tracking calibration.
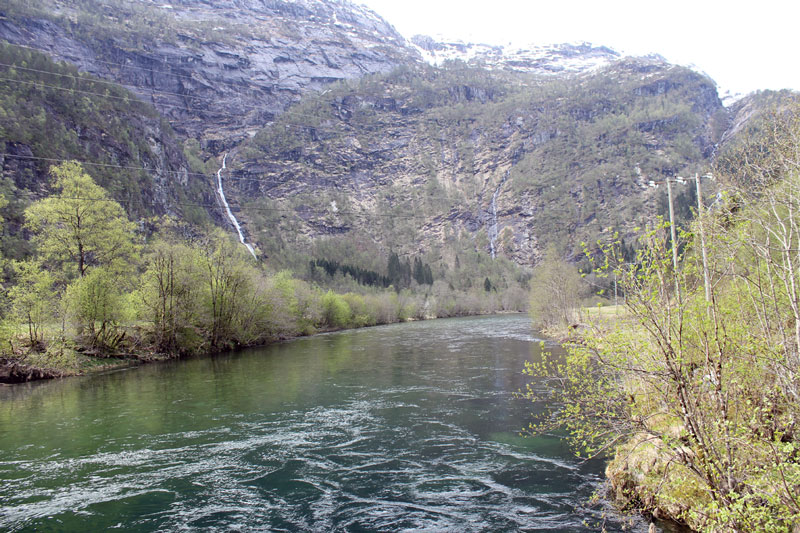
[356,0,799,97]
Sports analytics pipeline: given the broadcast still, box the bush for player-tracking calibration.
[320,290,352,329]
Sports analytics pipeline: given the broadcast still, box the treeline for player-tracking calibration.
[309,253,434,290]
[309,258,390,288]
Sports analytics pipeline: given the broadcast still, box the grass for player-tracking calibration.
[582,303,627,318]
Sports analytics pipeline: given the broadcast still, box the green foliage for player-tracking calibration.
[194,229,257,349]
[0,42,206,228]
[7,260,55,347]
[320,290,352,329]
[524,104,800,529]
[64,266,129,349]
[529,246,584,330]
[309,258,391,288]
[24,162,139,280]
[138,239,203,353]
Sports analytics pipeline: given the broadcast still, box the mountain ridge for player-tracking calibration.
[0,0,791,278]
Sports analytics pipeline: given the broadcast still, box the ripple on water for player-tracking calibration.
[0,316,656,532]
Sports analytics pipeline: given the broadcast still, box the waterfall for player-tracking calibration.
[217,153,257,260]
[489,172,509,260]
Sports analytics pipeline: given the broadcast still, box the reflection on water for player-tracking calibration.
[0,315,655,531]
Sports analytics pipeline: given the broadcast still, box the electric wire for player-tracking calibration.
[0,40,481,127]
[0,153,488,210]
[0,70,432,133]
[8,42,223,82]
[33,195,434,220]
[0,42,657,217]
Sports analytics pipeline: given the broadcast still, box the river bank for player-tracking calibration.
[0,311,525,385]
[536,306,697,532]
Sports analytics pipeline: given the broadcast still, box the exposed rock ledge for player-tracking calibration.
[605,434,700,532]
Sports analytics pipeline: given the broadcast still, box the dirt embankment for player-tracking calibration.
[0,357,67,384]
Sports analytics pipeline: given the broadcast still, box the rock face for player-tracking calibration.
[229,58,726,266]
[0,0,787,270]
[0,41,217,252]
[0,0,421,147]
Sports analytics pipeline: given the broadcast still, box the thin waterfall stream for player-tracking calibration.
[489,172,509,259]
[217,153,257,259]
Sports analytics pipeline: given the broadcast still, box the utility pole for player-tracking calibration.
[652,173,714,302]
[666,178,680,297]
[695,173,712,303]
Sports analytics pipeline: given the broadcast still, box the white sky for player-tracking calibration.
[357,0,800,97]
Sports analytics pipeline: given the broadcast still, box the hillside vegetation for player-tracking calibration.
[524,102,800,531]
[0,43,214,256]
[231,58,724,276]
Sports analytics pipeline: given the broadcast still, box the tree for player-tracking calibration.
[196,229,256,348]
[139,239,202,352]
[387,251,411,290]
[65,266,128,349]
[524,157,800,530]
[320,290,352,329]
[24,161,138,279]
[7,260,55,348]
[528,246,582,330]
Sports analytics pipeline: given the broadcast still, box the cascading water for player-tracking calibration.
[489,172,509,259]
[217,153,257,260]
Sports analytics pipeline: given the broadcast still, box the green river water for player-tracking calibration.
[0,315,658,531]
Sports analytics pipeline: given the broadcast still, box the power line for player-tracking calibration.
[0,154,487,208]
[7,42,208,83]
[33,195,429,220]
[0,42,477,128]
[1,153,210,178]
[2,43,340,115]
[0,44,558,208]
[0,60,257,104]
[0,75,163,107]
[0,153,476,200]
[0,70,424,132]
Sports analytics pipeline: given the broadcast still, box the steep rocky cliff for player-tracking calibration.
[0,0,784,277]
[227,58,725,267]
[0,0,421,147]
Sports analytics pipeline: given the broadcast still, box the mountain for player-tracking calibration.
[0,0,790,282]
[0,42,215,259]
[0,0,421,146]
[227,57,725,270]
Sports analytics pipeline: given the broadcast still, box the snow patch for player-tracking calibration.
[410,36,620,76]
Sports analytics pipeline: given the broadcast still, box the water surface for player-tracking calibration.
[0,315,652,531]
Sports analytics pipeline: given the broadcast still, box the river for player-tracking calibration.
[0,315,658,531]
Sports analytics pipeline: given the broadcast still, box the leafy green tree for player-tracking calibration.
[196,229,256,348]
[65,266,129,349]
[528,246,583,330]
[525,210,800,530]
[24,162,138,279]
[7,260,55,348]
[320,290,352,328]
[139,239,202,352]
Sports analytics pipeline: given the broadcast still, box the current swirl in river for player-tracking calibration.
[0,315,657,532]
